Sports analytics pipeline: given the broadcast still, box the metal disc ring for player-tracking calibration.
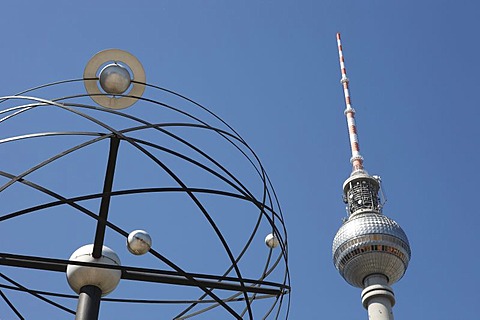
[83,49,146,109]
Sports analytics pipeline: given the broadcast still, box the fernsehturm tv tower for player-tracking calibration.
[332,33,411,320]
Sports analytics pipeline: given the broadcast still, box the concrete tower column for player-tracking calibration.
[361,275,395,320]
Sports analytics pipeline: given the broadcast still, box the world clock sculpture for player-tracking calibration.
[332,34,411,320]
[0,49,289,319]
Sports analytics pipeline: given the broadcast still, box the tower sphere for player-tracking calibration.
[127,230,152,255]
[66,244,121,296]
[332,213,411,288]
[99,63,131,95]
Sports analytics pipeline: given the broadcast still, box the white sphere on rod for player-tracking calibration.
[265,233,279,249]
[127,230,152,255]
[99,63,131,95]
[66,244,121,296]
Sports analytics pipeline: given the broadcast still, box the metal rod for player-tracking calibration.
[0,272,75,314]
[0,289,25,319]
[75,285,102,320]
[121,269,281,295]
[0,253,288,296]
[92,136,120,258]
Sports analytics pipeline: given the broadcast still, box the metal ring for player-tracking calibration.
[83,49,146,109]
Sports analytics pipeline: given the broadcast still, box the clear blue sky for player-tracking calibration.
[1,1,479,319]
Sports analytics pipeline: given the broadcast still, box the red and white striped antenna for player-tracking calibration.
[336,33,364,173]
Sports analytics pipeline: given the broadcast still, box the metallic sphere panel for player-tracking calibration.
[66,244,121,296]
[332,213,410,287]
[333,213,409,252]
[265,233,279,248]
[127,230,152,255]
[99,64,131,95]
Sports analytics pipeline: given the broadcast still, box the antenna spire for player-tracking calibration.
[336,33,364,173]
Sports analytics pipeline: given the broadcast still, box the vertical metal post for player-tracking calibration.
[75,285,102,320]
[78,136,119,319]
[92,136,120,259]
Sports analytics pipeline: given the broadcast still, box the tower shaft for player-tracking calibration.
[362,275,395,320]
[366,296,394,320]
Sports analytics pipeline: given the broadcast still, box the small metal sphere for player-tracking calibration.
[99,63,131,95]
[265,233,279,249]
[66,244,121,296]
[332,213,411,288]
[127,230,152,255]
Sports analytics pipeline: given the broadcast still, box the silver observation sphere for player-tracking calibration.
[99,63,131,95]
[332,213,411,288]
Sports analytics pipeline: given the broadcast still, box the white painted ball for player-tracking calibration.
[66,244,121,296]
[265,233,279,249]
[127,230,152,255]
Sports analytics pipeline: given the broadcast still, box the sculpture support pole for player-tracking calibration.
[75,285,102,320]
[361,275,395,320]
[93,137,120,259]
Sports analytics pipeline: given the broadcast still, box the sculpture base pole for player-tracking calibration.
[361,275,395,320]
[75,285,102,320]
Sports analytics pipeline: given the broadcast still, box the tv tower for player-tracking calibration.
[332,33,411,320]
